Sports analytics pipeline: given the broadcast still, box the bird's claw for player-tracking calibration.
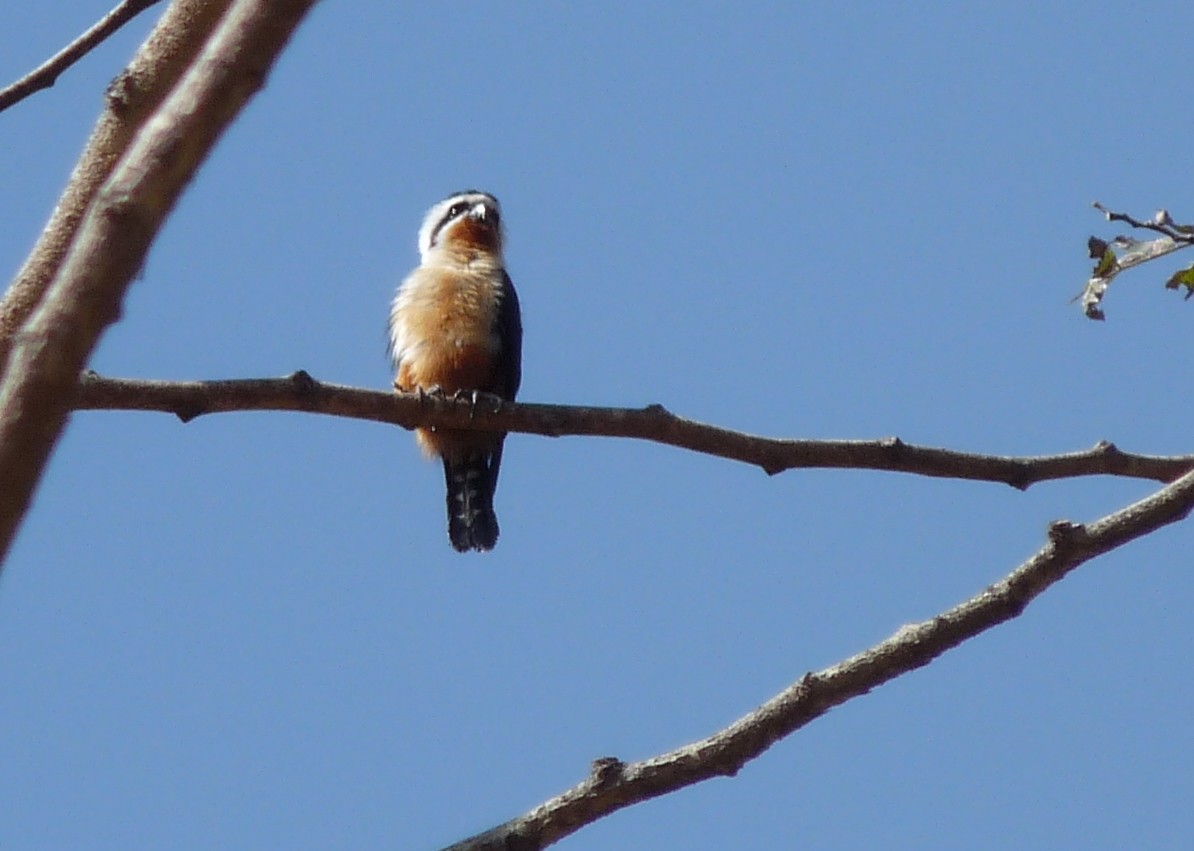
[415,384,445,407]
[450,388,482,422]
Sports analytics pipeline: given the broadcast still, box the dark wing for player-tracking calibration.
[494,270,523,400]
[483,271,522,508]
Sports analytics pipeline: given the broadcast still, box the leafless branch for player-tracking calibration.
[75,372,1194,487]
[1092,202,1194,244]
[0,0,165,113]
[0,0,318,565]
[0,0,234,371]
[441,465,1194,850]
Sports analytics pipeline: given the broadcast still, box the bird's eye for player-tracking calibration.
[447,202,468,219]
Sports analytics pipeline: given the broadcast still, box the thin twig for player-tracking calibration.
[441,466,1194,849]
[0,0,233,372]
[1092,202,1194,244]
[0,0,318,566]
[0,0,165,113]
[74,372,1194,488]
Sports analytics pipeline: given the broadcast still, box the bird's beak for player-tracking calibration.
[469,202,490,221]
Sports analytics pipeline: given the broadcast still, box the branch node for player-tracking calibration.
[589,756,625,788]
[1046,519,1087,548]
[795,671,816,696]
[1005,464,1032,492]
[105,70,138,114]
[288,369,316,392]
[642,403,670,417]
[174,402,203,423]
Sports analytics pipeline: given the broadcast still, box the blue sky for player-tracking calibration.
[1,2,1191,848]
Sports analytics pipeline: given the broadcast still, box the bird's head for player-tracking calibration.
[417,190,504,263]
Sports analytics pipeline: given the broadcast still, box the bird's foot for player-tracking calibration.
[415,384,445,407]
[450,388,482,421]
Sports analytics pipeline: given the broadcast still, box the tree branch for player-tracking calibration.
[1077,202,1194,319]
[0,0,165,113]
[0,0,234,371]
[441,465,1194,850]
[75,372,1194,487]
[1093,202,1194,244]
[0,0,318,565]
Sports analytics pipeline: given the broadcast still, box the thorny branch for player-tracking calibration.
[75,372,1194,487]
[0,0,165,113]
[440,465,1194,850]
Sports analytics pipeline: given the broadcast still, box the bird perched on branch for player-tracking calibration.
[388,191,523,552]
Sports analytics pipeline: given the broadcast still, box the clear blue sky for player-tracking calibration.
[2,3,1191,848]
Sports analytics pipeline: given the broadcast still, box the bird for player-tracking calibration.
[388,191,523,552]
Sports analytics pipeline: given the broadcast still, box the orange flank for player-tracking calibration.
[397,341,501,459]
[393,271,504,460]
[396,342,497,397]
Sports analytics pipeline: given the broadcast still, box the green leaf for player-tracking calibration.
[1164,264,1194,300]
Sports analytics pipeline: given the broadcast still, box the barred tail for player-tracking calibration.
[442,451,501,552]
